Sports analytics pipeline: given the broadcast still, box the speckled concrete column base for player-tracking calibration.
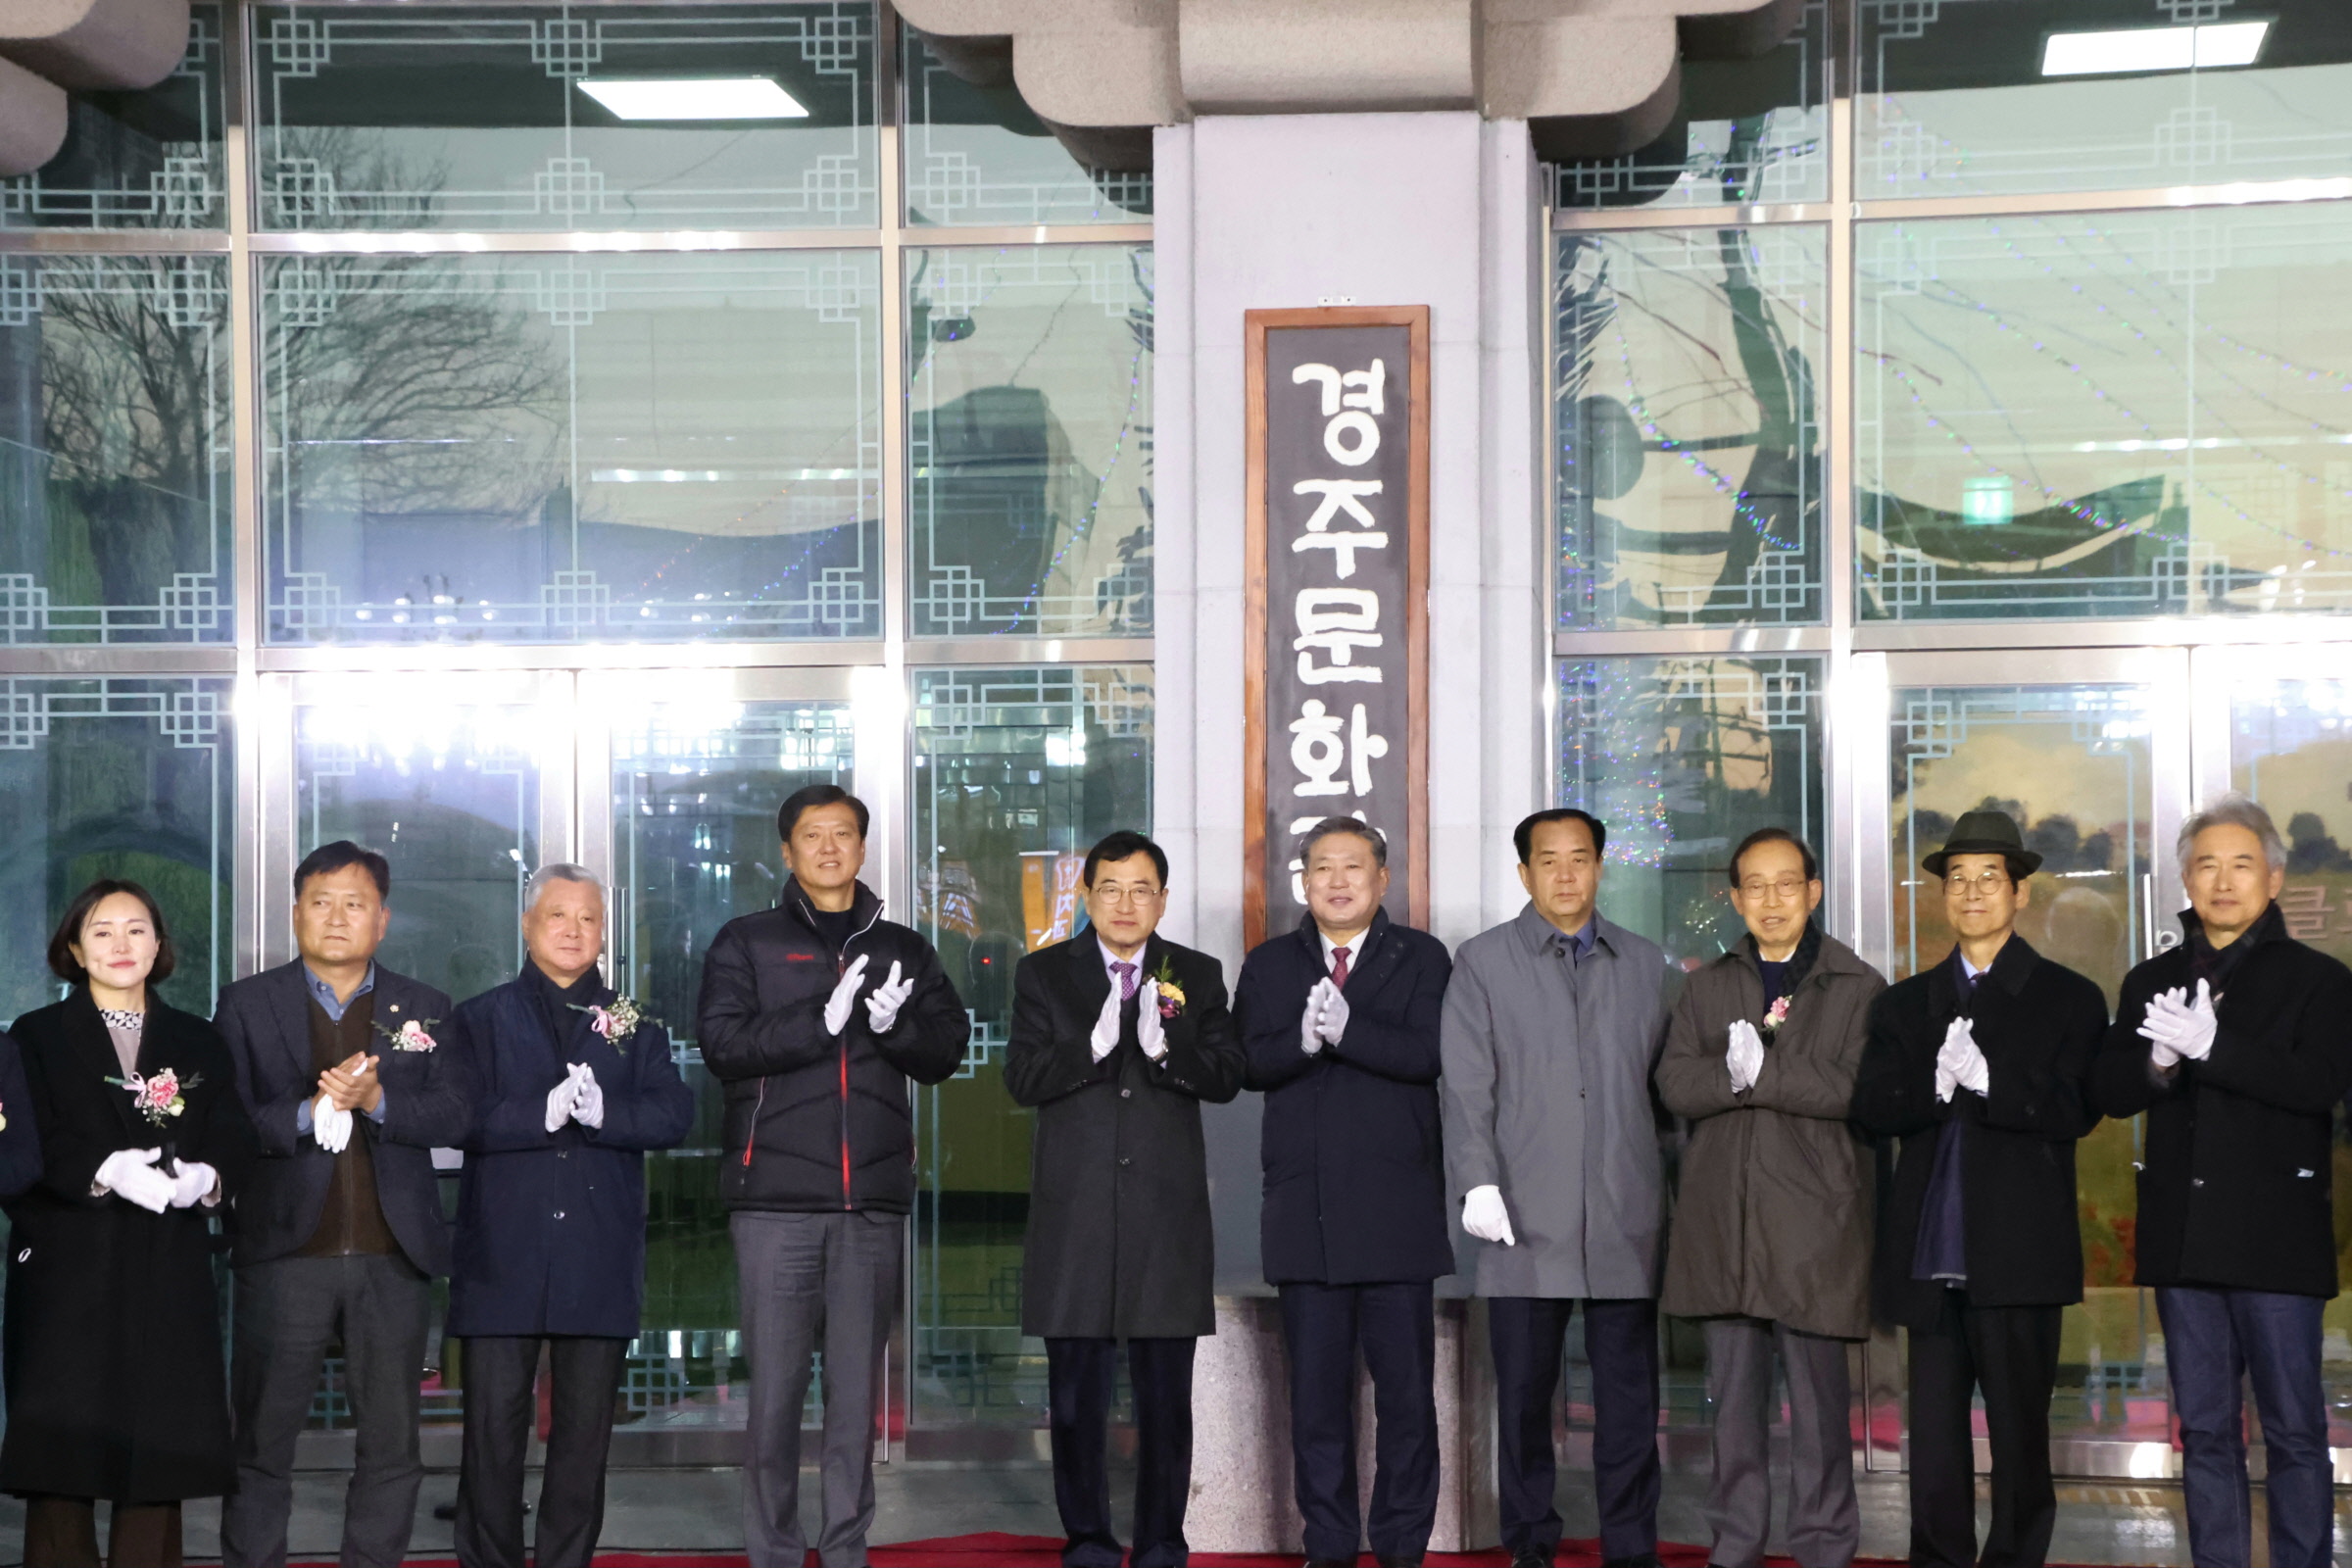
[1186,1293,1499,1553]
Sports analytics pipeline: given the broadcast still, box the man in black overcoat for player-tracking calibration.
[1848,810,2107,1568]
[1004,830,1247,1568]
[2090,794,2352,1568]
[218,841,472,1568]
[1235,816,1451,1568]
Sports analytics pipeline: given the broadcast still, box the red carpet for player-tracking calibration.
[290,1536,1921,1567]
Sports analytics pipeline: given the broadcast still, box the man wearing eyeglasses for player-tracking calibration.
[1004,830,1247,1568]
[1850,809,2107,1568]
[1654,829,1884,1568]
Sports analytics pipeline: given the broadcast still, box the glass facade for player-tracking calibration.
[1,0,1149,1454]
[1551,0,2352,1479]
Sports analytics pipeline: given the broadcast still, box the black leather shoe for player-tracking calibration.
[1510,1552,1552,1568]
[1305,1559,1353,1568]
[1376,1558,1423,1568]
[1601,1555,1663,1568]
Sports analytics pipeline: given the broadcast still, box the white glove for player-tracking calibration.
[2140,978,2218,1062]
[1299,978,1335,1055]
[1090,981,1124,1062]
[569,1064,605,1130]
[545,1065,583,1134]
[313,1094,353,1153]
[1936,1015,1987,1102]
[1311,980,1349,1047]
[169,1159,218,1209]
[864,960,914,1034]
[95,1148,172,1213]
[823,954,871,1038]
[1461,1184,1516,1247]
[1137,981,1168,1061]
[2139,985,2186,1070]
[1726,1018,1765,1093]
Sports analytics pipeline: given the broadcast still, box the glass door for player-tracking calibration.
[1856,648,2190,1476]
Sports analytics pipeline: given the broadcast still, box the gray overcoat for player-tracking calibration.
[1653,930,1886,1340]
[1440,905,1673,1299]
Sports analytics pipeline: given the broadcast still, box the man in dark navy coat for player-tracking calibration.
[218,840,471,1568]
[445,863,695,1568]
[1236,817,1452,1568]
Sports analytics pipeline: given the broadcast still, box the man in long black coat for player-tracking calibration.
[1848,810,2106,1568]
[218,840,471,1568]
[2090,794,2352,1568]
[1004,830,1247,1568]
[445,864,695,1568]
[1236,817,1451,1568]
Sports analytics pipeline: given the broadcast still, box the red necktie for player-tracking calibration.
[1330,946,1350,986]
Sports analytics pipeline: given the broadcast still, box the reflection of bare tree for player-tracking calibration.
[36,259,226,616]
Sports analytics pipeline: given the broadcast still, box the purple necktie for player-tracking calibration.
[1112,961,1137,1000]
[1330,947,1351,986]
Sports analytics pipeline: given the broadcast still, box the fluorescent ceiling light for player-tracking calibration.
[577,76,808,121]
[2041,19,2269,77]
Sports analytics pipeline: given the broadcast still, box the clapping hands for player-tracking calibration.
[2138,978,2218,1068]
[1726,1018,1765,1093]
[1935,1015,1988,1102]
[1298,978,1349,1054]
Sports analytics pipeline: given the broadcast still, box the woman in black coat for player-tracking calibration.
[2,879,253,1568]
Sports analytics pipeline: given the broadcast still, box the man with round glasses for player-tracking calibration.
[1850,809,2107,1568]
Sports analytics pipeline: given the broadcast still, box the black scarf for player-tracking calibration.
[523,959,604,1044]
[2186,898,2285,996]
[1750,917,1825,1008]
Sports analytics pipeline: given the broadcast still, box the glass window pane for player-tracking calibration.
[908,245,1152,637]
[1886,679,2159,1446]
[254,3,877,231]
[901,30,1152,227]
[0,5,225,230]
[1859,206,2352,622]
[1557,228,1824,630]
[611,693,854,1429]
[1547,0,1827,210]
[295,680,543,1003]
[1861,0,2352,200]
[909,663,1152,1431]
[2227,670,2352,1447]
[1,257,233,644]
[1555,655,1827,965]
[0,677,233,1022]
[263,250,880,644]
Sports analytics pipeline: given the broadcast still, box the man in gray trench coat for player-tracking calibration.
[1442,808,1674,1568]
[1654,828,1885,1568]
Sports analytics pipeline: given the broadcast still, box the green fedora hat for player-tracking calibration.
[1922,808,2041,879]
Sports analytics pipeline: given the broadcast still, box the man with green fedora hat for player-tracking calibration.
[1851,807,2109,1568]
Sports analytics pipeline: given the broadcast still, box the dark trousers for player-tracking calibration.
[2157,1285,2331,1568]
[1906,1294,2060,1568]
[1277,1280,1440,1562]
[1489,1297,1660,1563]
[731,1210,902,1568]
[453,1335,626,1568]
[1045,1336,1197,1568]
[23,1499,182,1568]
[1701,1318,1857,1568]
[221,1253,431,1568]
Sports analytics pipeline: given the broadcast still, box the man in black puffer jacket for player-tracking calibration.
[697,784,968,1568]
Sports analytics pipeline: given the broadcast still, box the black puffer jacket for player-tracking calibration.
[697,878,969,1212]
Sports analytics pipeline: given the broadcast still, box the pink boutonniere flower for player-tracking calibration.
[570,996,656,1054]
[375,1017,440,1053]
[1761,995,1792,1036]
[107,1066,197,1127]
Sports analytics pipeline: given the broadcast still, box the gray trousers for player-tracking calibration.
[220,1253,431,1568]
[732,1210,902,1568]
[1702,1317,1859,1568]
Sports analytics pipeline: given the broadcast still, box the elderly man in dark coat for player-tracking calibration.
[2090,793,2352,1568]
[1654,828,1884,1568]
[1236,817,1453,1568]
[1442,808,1673,1568]
[1850,810,2107,1568]
[1004,830,1246,1568]
[217,840,471,1568]
[445,863,695,1568]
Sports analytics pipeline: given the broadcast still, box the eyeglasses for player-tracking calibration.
[1943,869,2011,895]
[1089,884,1162,907]
[1737,878,1808,903]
